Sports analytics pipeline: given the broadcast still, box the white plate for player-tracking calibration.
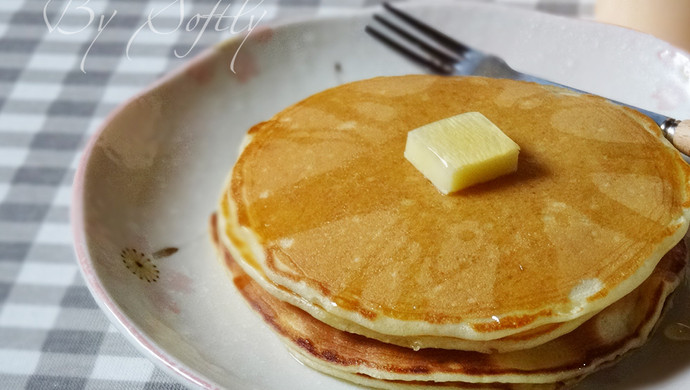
[72,2,690,389]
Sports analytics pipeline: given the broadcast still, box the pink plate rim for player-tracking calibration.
[70,44,222,390]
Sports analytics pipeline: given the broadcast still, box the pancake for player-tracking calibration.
[223,75,690,342]
[211,212,688,387]
[286,346,575,390]
[217,194,598,353]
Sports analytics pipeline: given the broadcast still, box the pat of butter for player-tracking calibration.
[404,112,520,194]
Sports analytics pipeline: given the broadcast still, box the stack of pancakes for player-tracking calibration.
[212,75,690,389]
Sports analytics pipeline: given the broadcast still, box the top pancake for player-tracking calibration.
[227,75,690,340]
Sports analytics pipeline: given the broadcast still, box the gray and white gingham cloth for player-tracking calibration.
[0,1,593,389]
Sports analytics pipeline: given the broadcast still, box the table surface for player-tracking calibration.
[0,1,594,389]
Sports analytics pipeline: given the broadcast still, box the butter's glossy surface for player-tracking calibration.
[404,112,520,194]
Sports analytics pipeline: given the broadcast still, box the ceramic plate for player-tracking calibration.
[72,2,690,389]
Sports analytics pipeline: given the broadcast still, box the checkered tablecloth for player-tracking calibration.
[0,1,594,389]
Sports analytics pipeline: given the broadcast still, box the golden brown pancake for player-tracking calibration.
[287,346,576,390]
[211,212,688,387]
[217,195,598,353]
[223,75,690,343]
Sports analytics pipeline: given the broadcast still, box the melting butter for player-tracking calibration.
[403,112,520,194]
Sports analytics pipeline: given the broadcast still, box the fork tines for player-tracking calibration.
[365,2,468,75]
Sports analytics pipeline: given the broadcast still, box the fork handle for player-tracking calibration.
[669,120,690,156]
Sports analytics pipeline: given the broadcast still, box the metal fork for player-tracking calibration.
[365,2,690,155]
